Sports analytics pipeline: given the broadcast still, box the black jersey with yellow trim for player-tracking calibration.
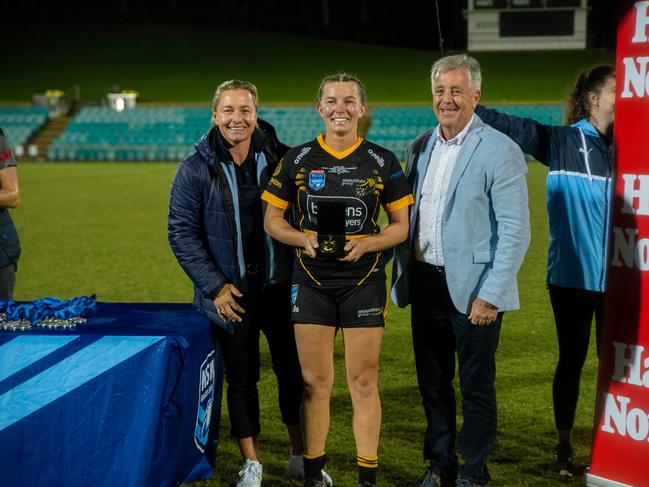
[262,135,413,288]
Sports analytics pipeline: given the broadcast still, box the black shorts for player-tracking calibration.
[290,279,387,328]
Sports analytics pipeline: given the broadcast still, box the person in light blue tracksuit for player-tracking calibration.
[475,64,616,477]
[168,80,304,487]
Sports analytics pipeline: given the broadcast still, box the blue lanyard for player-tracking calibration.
[0,295,97,324]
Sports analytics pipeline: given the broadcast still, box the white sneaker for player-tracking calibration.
[287,454,333,486]
[322,469,333,486]
[237,459,262,487]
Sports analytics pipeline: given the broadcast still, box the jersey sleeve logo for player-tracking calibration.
[309,170,326,191]
[272,160,282,177]
[357,172,384,196]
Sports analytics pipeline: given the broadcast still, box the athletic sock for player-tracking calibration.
[357,455,378,484]
[304,451,327,481]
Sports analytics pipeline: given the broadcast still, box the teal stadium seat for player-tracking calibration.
[483,104,565,160]
[48,107,211,161]
[48,106,326,161]
[367,104,564,161]
[45,104,563,162]
[491,104,564,126]
[367,106,437,161]
[0,107,49,147]
[258,107,322,147]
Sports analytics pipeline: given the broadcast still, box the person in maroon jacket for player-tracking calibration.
[0,128,21,300]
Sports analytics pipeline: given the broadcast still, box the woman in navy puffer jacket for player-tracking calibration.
[168,80,305,487]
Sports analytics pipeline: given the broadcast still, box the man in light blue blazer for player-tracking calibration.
[391,55,530,487]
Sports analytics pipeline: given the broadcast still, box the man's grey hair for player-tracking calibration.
[431,54,482,92]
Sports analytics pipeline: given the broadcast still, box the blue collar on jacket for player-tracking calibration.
[193,126,272,292]
[571,118,600,137]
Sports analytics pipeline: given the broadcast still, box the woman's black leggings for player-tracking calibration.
[213,281,303,439]
[548,284,604,431]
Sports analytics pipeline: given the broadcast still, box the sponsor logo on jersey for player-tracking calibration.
[327,165,357,175]
[269,177,283,188]
[361,177,378,189]
[194,350,216,453]
[306,195,368,234]
[294,146,311,165]
[390,169,404,180]
[367,149,385,167]
[342,178,366,186]
[357,307,383,318]
[309,170,326,191]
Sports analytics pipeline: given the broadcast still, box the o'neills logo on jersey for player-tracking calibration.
[367,149,385,167]
[194,350,216,453]
[307,195,368,234]
[294,146,311,164]
[599,341,649,442]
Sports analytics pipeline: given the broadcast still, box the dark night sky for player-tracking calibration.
[4,1,617,50]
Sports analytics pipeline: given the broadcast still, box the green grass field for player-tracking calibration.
[12,161,598,486]
[4,23,614,104]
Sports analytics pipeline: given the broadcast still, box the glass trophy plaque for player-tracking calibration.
[316,199,346,258]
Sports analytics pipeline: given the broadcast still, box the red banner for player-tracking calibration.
[588,1,649,486]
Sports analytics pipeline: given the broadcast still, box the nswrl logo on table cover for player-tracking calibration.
[194,350,215,453]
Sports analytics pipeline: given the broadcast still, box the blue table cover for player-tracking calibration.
[0,302,223,487]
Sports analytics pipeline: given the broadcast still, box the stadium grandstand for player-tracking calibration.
[0,107,49,158]
[2,103,564,162]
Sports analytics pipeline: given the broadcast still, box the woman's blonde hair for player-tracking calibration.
[211,79,259,126]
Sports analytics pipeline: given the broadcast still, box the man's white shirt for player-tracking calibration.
[414,115,474,266]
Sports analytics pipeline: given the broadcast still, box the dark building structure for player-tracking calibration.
[5,1,616,50]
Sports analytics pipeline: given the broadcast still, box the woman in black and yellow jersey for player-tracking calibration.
[262,73,413,487]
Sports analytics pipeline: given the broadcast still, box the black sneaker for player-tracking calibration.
[456,479,483,487]
[550,441,575,477]
[416,466,441,487]
[303,480,326,487]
